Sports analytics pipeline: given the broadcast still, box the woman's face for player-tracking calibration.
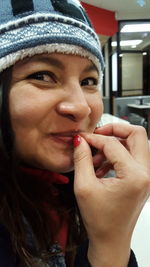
[9,53,103,172]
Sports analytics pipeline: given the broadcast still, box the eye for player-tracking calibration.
[81,77,98,87]
[27,71,56,83]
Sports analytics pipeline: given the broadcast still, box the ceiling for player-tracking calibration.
[82,0,150,50]
[82,0,150,20]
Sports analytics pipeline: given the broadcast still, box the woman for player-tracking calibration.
[0,0,149,266]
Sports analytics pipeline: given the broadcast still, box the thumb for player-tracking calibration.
[73,135,96,191]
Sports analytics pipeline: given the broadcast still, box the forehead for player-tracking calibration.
[13,53,99,74]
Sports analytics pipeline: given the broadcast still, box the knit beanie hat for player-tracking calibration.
[0,0,105,157]
[0,0,104,73]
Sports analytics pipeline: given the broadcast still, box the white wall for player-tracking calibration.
[112,52,118,92]
[131,198,150,267]
[104,43,110,97]
[122,53,143,91]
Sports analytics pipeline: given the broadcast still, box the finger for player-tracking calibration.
[94,123,149,164]
[73,136,96,192]
[82,133,133,173]
[95,127,129,149]
[94,123,145,139]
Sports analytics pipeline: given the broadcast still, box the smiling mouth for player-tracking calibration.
[49,132,81,145]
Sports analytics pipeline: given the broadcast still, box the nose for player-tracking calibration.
[56,83,91,122]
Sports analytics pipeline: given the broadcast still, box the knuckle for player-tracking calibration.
[133,125,147,136]
[107,136,119,145]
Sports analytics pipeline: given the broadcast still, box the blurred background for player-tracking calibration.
[81,1,150,266]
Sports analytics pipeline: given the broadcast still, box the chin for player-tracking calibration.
[21,147,75,173]
[49,161,74,173]
[41,164,74,174]
[30,156,74,173]
[59,165,74,173]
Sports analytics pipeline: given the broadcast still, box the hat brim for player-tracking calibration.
[0,17,104,72]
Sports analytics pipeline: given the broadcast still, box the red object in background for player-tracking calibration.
[81,2,118,36]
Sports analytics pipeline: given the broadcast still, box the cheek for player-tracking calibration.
[9,86,48,130]
[10,100,40,128]
[90,94,103,126]
[9,87,36,127]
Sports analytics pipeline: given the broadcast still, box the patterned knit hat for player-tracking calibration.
[0,0,104,73]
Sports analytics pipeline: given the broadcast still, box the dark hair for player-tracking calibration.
[0,68,87,266]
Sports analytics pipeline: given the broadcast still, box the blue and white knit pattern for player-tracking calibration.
[0,13,104,74]
[0,0,104,75]
[0,13,103,71]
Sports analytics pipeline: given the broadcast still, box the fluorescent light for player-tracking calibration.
[143,52,147,55]
[111,40,143,47]
[121,24,150,32]
[136,0,145,7]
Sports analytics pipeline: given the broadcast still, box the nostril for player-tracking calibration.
[64,114,77,121]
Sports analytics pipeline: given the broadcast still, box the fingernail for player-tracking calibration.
[94,127,100,132]
[73,135,81,148]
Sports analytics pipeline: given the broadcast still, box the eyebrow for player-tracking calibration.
[83,64,99,74]
[18,55,99,74]
[20,55,64,69]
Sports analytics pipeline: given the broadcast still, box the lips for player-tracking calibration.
[49,131,81,145]
[53,135,73,144]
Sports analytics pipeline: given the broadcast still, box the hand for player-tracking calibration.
[73,123,150,267]
[91,139,113,178]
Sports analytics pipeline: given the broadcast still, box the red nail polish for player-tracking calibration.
[73,135,81,148]
[94,127,100,133]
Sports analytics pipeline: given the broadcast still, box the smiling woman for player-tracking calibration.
[0,0,149,267]
[9,54,102,173]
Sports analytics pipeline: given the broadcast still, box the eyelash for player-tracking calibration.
[26,71,98,87]
[27,71,56,83]
[81,77,98,87]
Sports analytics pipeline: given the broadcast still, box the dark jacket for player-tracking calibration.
[0,224,138,267]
